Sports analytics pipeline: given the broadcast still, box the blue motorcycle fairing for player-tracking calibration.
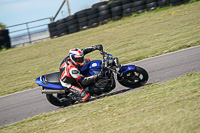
[35,60,102,89]
[118,65,136,74]
[35,75,64,89]
[81,60,102,77]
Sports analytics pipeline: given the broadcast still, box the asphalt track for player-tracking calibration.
[0,45,200,127]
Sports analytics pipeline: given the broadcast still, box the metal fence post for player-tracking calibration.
[65,0,71,16]
[50,17,54,23]
[26,23,32,45]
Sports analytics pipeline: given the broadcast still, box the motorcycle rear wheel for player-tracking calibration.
[46,93,75,107]
[117,66,149,88]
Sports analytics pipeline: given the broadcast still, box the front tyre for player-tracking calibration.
[46,93,75,107]
[117,66,149,88]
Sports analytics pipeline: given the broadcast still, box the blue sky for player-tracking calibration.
[0,0,105,27]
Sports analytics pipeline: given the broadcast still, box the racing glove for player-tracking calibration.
[93,44,103,51]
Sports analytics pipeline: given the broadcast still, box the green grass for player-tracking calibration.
[0,72,199,133]
[0,2,200,96]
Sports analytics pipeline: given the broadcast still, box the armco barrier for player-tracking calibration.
[48,0,191,38]
[5,17,51,47]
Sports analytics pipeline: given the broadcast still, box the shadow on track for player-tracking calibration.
[90,83,152,101]
[60,83,152,108]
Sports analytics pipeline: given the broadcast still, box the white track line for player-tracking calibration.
[127,45,200,64]
[0,87,40,99]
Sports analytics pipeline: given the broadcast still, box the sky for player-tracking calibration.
[0,0,106,34]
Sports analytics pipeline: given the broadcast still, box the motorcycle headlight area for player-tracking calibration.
[114,57,120,66]
[108,54,114,64]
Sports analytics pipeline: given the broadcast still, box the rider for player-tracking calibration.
[59,45,103,102]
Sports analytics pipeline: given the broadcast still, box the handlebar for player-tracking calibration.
[99,45,121,70]
[100,51,107,56]
[100,46,107,68]
[100,46,107,56]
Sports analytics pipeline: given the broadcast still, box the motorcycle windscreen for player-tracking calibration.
[81,60,102,77]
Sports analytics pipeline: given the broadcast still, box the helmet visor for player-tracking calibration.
[72,55,84,63]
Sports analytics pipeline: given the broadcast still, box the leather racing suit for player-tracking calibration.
[59,46,102,102]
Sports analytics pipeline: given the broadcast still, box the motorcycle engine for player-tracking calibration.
[90,70,116,96]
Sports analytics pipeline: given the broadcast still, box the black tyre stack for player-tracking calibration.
[121,0,134,17]
[182,0,190,4]
[66,15,79,34]
[88,8,100,28]
[47,0,191,39]
[170,0,183,6]
[87,7,100,28]
[98,4,111,25]
[158,0,170,8]
[110,1,123,21]
[146,0,158,11]
[76,9,89,31]
[0,29,11,49]
[92,1,109,8]
[133,0,146,14]
[56,18,68,36]
[48,22,57,38]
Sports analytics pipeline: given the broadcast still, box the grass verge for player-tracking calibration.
[0,72,200,133]
[0,2,200,96]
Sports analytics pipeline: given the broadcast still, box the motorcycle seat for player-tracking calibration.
[45,72,61,85]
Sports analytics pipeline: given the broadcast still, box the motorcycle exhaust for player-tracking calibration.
[42,88,65,94]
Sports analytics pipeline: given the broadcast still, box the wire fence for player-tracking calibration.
[4,0,107,47]
[6,17,53,47]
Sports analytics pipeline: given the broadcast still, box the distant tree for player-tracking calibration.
[0,22,6,30]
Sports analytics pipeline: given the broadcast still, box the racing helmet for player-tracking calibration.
[69,48,84,65]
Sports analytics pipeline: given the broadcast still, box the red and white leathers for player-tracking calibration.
[59,46,101,102]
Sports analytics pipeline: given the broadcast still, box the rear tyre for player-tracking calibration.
[46,92,75,107]
[117,66,149,88]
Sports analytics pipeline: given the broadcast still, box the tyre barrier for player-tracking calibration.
[48,22,58,38]
[76,9,90,30]
[158,0,170,8]
[146,0,158,11]
[56,18,68,36]
[66,15,79,34]
[48,0,191,38]
[92,1,109,8]
[98,4,111,24]
[0,29,11,49]
[170,0,183,6]
[110,1,123,21]
[133,0,146,14]
[88,8,99,28]
[123,2,134,16]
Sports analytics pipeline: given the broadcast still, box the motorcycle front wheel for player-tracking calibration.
[46,93,75,107]
[117,66,149,88]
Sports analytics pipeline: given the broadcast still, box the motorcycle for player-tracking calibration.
[35,46,149,107]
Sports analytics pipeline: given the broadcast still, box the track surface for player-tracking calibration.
[0,45,200,127]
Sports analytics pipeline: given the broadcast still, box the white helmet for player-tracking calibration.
[69,48,84,65]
